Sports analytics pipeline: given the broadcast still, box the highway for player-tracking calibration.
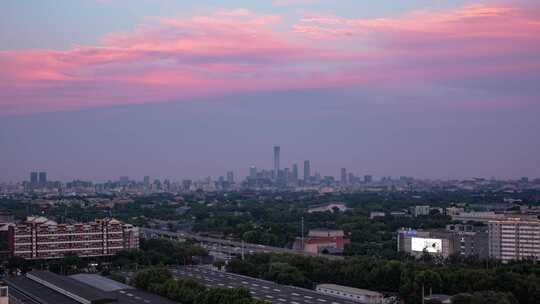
[172,265,358,304]
[140,228,343,260]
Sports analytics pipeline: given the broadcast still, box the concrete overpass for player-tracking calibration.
[140,228,343,260]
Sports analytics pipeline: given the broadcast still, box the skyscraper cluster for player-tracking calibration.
[245,146,319,188]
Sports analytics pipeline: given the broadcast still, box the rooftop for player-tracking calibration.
[5,275,81,304]
[70,274,134,292]
[6,271,178,304]
[27,271,117,304]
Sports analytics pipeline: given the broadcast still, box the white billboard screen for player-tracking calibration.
[411,237,442,253]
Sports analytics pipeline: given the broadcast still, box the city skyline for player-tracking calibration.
[7,142,540,184]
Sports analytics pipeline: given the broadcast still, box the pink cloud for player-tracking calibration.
[272,0,319,7]
[1,4,539,116]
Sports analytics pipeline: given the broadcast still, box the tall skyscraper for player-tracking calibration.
[30,172,38,185]
[249,166,257,179]
[341,168,347,185]
[38,172,47,185]
[304,160,311,181]
[143,176,150,186]
[364,175,373,183]
[292,164,299,181]
[227,171,234,184]
[273,146,280,179]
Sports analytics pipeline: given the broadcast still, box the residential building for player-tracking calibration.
[316,284,383,304]
[9,216,138,259]
[488,217,540,262]
[452,211,504,223]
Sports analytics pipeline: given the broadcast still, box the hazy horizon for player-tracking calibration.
[1,0,539,182]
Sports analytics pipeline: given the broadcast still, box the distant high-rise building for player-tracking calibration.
[249,166,257,179]
[227,171,234,184]
[364,175,373,183]
[340,168,347,185]
[30,172,38,185]
[273,146,280,179]
[283,168,290,183]
[292,164,299,181]
[182,180,192,191]
[163,179,171,191]
[348,173,355,184]
[119,176,129,185]
[143,176,150,186]
[38,172,47,185]
[304,160,311,181]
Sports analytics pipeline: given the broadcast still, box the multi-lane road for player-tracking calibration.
[172,265,358,304]
[140,228,343,260]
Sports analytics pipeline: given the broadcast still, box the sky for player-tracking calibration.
[1,0,539,182]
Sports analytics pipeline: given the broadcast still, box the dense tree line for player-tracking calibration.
[133,267,268,304]
[111,238,208,269]
[227,253,540,304]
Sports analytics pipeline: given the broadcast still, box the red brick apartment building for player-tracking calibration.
[8,216,138,259]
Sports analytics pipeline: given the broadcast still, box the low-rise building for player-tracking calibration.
[4,271,177,304]
[9,216,138,259]
[369,212,386,219]
[445,207,465,216]
[316,284,383,304]
[308,202,347,213]
[294,229,350,254]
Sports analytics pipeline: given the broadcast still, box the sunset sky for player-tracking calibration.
[1,0,539,182]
